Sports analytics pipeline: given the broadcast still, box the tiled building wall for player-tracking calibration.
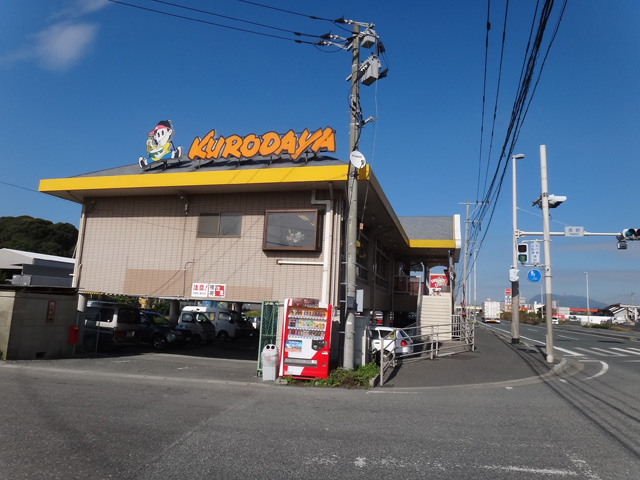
[79,190,342,304]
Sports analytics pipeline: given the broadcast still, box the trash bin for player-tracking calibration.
[261,344,278,381]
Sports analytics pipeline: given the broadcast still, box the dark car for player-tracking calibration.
[139,310,187,350]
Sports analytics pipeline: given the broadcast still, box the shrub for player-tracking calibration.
[283,362,379,389]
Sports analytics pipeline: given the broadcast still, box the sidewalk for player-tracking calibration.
[2,326,559,389]
[378,325,555,389]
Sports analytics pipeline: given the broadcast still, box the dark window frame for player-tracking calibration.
[197,213,242,238]
[262,209,321,251]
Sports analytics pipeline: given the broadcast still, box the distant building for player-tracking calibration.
[0,249,74,287]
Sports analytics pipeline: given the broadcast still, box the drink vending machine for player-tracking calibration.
[279,298,332,379]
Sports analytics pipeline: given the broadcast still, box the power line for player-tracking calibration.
[238,0,342,24]
[106,0,320,45]
[472,0,565,252]
[463,0,566,295]
[0,180,39,193]
[149,0,322,39]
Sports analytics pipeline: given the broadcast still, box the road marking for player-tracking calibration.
[480,465,578,476]
[507,332,586,356]
[576,347,629,357]
[579,360,609,380]
[557,334,580,340]
[591,347,626,356]
[553,345,586,356]
[567,453,603,479]
[611,347,640,356]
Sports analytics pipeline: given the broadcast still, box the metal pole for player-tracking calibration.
[540,145,554,363]
[473,249,478,323]
[462,203,470,316]
[511,154,524,344]
[343,24,360,370]
[584,271,590,324]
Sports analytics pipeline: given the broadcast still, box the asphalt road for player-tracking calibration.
[1,326,640,479]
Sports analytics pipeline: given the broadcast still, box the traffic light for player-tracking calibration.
[622,228,640,240]
[547,194,567,208]
[517,243,529,264]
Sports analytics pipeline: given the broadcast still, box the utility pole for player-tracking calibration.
[343,23,361,371]
[540,145,554,363]
[459,201,487,317]
[510,153,525,344]
[461,202,471,315]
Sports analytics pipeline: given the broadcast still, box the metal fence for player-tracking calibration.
[256,300,281,376]
[376,315,475,386]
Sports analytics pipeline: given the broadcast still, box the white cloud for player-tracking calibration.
[35,22,99,71]
[52,0,109,20]
[0,0,107,71]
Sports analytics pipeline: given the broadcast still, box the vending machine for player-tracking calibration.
[279,298,332,379]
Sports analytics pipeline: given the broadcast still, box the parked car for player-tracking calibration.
[368,326,414,364]
[176,308,216,344]
[179,306,255,341]
[248,316,261,331]
[139,310,187,350]
[83,301,141,351]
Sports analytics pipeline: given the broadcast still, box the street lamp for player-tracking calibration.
[511,153,526,344]
[584,272,590,324]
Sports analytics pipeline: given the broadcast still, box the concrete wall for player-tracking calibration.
[0,286,78,360]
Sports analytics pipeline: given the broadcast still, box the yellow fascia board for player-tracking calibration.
[39,164,354,194]
[408,239,458,249]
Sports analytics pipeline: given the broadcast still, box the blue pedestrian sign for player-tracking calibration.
[527,269,542,283]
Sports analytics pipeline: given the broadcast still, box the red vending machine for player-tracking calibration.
[279,298,332,379]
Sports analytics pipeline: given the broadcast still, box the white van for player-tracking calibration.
[83,301,142,351]
[176,307,216,344]
[179,306,256,341]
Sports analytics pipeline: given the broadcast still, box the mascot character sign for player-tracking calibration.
[139,120,183,168]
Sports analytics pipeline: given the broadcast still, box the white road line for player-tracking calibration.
[590,347,626,356]
[575,347,609,356]
[485,326,589,357]
[557,334,580,340]
[515,333,586,356]
[626,347,640,353]
[568,452,603,479]
[579,360,609,380]
[611,347,640,356]
[576,347,625,357]
[553,346,586,356]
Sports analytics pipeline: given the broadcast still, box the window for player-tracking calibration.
[356,232,369,281]
[263,210,320,251]
[198,213,242,238]
[375,239,390,288]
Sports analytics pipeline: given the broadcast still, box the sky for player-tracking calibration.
[2,0,640,308]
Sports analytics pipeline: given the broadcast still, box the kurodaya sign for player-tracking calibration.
[188,127,336,161]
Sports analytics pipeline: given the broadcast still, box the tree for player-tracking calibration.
[0,216,78,257]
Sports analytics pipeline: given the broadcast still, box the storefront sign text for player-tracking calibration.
[188,127,335,161]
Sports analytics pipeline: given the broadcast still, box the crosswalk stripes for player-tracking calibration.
[611,347,640,356]
[587,347,627,356]
[566,346,640,357]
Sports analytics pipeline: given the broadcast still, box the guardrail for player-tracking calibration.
[374,315,475,386]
